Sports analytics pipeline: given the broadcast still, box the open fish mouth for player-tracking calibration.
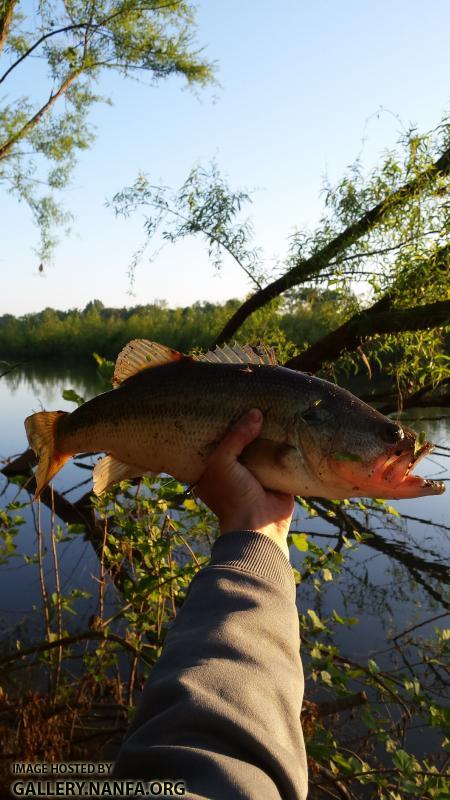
[381,441,445,494]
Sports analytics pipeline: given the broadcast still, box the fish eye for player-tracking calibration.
[381,422,404,445]
[301,406,321,423]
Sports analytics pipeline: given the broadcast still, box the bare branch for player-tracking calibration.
[303,691,368,719]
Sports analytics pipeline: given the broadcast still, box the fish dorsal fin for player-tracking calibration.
[195,343,278,366]
[113,339,184,387]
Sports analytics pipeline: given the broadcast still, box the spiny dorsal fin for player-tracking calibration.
[113,339,184,387]
[195,343,278,366]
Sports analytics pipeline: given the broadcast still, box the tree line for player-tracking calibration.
[0,291,348,361]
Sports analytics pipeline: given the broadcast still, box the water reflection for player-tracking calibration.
[2,360,104,404]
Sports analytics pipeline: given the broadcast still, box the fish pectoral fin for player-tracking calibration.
[93,455,149,495]
[113,340,188,387]
[239,438,300,472]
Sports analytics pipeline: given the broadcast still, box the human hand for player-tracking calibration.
[196,409,294,558]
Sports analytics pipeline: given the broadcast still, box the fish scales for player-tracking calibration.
[58,361,307,485]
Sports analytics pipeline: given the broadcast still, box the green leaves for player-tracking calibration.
[0,502,24,563]
[332,609,357,625]
[183,497,198,512]
[0,0,214,257]
[67,523,86,535]
[367,658,381,675]
[62,388,85,406]
[111,163,266,292]
[291,532,309,551]
[93,351,114,387]
[306,608,327,632]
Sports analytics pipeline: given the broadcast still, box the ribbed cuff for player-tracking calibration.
[208,531,295,594]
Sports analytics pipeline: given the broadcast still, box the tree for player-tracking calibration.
[0,0,214,257]
[113,120,450,413]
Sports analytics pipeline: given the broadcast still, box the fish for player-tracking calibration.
[24,339,445,501]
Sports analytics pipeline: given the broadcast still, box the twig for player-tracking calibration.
[0,630,157,668]
[173,526,201,567]
[365,506,450,533]
[98,518,108,623]
[127,653,138,707]
[37,499,51,693]
[392,611,450,642]
[60,476,92,495]
[50,487,63,698]
[310,761,357,800]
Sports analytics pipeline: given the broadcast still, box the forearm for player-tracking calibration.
[114,532,308,800]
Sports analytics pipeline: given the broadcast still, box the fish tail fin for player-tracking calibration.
[24,411,70,497]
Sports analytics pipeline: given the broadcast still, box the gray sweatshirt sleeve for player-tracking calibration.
[114,531,308,800]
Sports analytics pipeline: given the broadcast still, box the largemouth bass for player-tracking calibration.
[24,340,445,500]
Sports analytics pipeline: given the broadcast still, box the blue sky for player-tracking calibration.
[1,0,449,315]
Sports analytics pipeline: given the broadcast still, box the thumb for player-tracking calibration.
[212,409,263,466]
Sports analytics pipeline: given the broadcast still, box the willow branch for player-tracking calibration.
[0,70,80,161]
[0,22,91,84]
[213,145,450,345]
[141,200,263,290]
[0,0,18,54]
[0,0,178,83]
[284,299,450,373]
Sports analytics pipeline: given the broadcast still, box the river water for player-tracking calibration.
[0,361,449,757]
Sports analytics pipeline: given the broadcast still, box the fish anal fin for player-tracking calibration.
[195,343,278,366]
[24,411,70,498]
[93,455,151,495]
[113,340,189,387]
